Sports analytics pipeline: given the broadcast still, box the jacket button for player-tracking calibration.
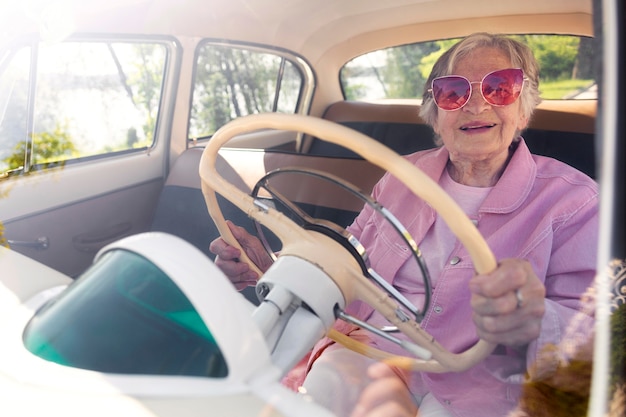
[449,256,461,265]
[434,306,443,314]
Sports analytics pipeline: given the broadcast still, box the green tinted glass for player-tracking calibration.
[24,250,228,378]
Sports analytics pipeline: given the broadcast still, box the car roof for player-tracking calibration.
[3,0,593,67]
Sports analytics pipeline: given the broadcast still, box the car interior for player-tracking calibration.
[1,0,598,277]
[2,0,625,415]
[152,100,597,256]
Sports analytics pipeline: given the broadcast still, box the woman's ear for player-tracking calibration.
[517,114,529,132]
[432,119,440,135]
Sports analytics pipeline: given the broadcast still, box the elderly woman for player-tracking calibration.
[210,33,598,417]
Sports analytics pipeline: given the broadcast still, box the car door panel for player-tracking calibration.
[1,161,164,277]
[0,34,181,277]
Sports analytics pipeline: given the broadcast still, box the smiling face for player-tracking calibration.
[432,47,530,184]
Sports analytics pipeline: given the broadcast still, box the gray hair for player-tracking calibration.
[419,33,542,131]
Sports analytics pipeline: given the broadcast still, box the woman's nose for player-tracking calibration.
[463,82,491,113]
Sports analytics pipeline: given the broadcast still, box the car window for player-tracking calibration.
[0,38,167,178]
[188,42,308,140]
[341,35,596,101]
[23,249,229,378]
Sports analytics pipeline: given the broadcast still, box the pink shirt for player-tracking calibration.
[303,139,599,416]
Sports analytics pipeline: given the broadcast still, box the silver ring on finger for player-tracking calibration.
[515,288,524,309]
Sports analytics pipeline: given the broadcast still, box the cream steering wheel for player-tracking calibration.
[199,113,498,372]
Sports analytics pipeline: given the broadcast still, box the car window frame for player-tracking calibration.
[0,33,179,180]
[188,39,315,144]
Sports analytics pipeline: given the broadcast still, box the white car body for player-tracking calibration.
[0,233,334,417]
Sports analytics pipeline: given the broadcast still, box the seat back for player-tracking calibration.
[312,100,597,179]
[308,101,437,157]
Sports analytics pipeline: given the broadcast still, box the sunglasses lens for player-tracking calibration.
[481,68,524,106]
[431,76,471,110]
[431,68,525,110]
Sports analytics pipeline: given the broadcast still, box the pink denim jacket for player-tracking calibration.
[297,138,599,416]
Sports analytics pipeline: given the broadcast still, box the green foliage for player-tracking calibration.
[540,79,595,99]
[126,44,163,143]
[342,82,369,101]
[198,70,233,132]
[191,46,278,137]
[418,39,460,80]
[377,40,457,99]
[611,303,626,392]
[512,35,582,80]
[0,222,7,248]
[340,65,369,100]
[341,35,594,101]
[2,123,77,171]
[384,42,439,98]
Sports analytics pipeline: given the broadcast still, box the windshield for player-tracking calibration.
[23,249,228,378]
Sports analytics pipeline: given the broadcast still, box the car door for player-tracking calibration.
[0,34,181,277]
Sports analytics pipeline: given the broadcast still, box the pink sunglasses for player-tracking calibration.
[429,68,527,111]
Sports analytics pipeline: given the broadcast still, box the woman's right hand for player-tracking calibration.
[350,362,417,417]
[209,220,274,289]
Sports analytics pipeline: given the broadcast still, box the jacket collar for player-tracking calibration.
[411,138,536,214]
[481,138,536,213]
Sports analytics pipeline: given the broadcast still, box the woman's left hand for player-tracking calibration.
[469,258,546,347]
